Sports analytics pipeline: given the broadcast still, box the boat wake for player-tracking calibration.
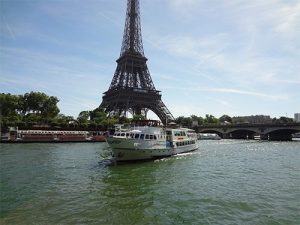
[176,151,198,157]
[154,150,200,163]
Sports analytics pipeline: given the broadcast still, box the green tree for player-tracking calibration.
[175,116,193,127]
[273,117,294,124]
[204,114,219,124]
[77,111,90,124]
[0,93,19,117]
[24,113,41,124]
[190,115,204,126]
[119,116,130,124]
[132,114,146,122]
[90,107,106,120]
[41,96,60,118]
[175,116,185,125]
[23,92,47,114]
[219,115,232,124]
[101,117,119,127]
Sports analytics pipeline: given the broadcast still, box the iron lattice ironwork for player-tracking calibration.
[100,0,174,124]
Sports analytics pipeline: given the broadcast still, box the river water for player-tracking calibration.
[0,140,299,225]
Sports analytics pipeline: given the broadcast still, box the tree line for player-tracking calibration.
[0,92,120,131]
[174,114,294,128]
[0,92,295,131]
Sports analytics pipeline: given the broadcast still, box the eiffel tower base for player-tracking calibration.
[100,88,173,125]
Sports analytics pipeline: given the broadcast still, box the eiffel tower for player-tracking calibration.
[100,0,174,124]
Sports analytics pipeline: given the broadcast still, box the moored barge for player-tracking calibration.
[1,129,107,143]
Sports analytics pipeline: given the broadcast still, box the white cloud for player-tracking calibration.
[146,0,300,95]
[162,86,288,101]
[205,88,288,101]
[169,0,199,9]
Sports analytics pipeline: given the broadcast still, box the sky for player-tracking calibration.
[1,0,299,120]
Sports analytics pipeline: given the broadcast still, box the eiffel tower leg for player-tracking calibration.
[148,100,174,125]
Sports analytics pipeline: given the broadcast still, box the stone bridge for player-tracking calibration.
[197,123,300,141]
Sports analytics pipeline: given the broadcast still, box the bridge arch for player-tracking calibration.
[264,128,300,141]
[227,129,257,139]
[198,129,223,138]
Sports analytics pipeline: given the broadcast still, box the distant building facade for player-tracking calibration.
[294,113,300,122]
[232,115,272,124]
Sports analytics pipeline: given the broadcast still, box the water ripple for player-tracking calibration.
[0,140,299,225]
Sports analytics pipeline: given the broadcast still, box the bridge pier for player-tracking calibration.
[222,133,230,139]
[228,131,255,140]
[260,134,269,140]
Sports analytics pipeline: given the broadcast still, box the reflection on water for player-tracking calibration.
[0,140,299,225]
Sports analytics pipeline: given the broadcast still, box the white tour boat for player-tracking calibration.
[106,122,199,161]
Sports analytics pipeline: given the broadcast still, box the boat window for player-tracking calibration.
[145,134,150,140]
[140,134,145,139]
[135,134,140,139]
[121,133,125,137]
[154,135,157,140]
[166,131,172,135]
[126,133,130,137]
[174,131,181,136]
[150,135,154,140]
[130,133,134,138]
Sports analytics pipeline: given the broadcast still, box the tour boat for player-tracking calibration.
[106,122,199,161]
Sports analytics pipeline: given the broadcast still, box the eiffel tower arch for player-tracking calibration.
[100,0,174,124]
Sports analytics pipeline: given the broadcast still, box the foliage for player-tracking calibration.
[0,93,20,117]
[175,114,218,128]
[131,114,146,122]
[77,111,90,124]
[1,92,297,132]
[219,114,232,124]
[1,92,59,130]
[204,114,219,124]
[272,117,294,124]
